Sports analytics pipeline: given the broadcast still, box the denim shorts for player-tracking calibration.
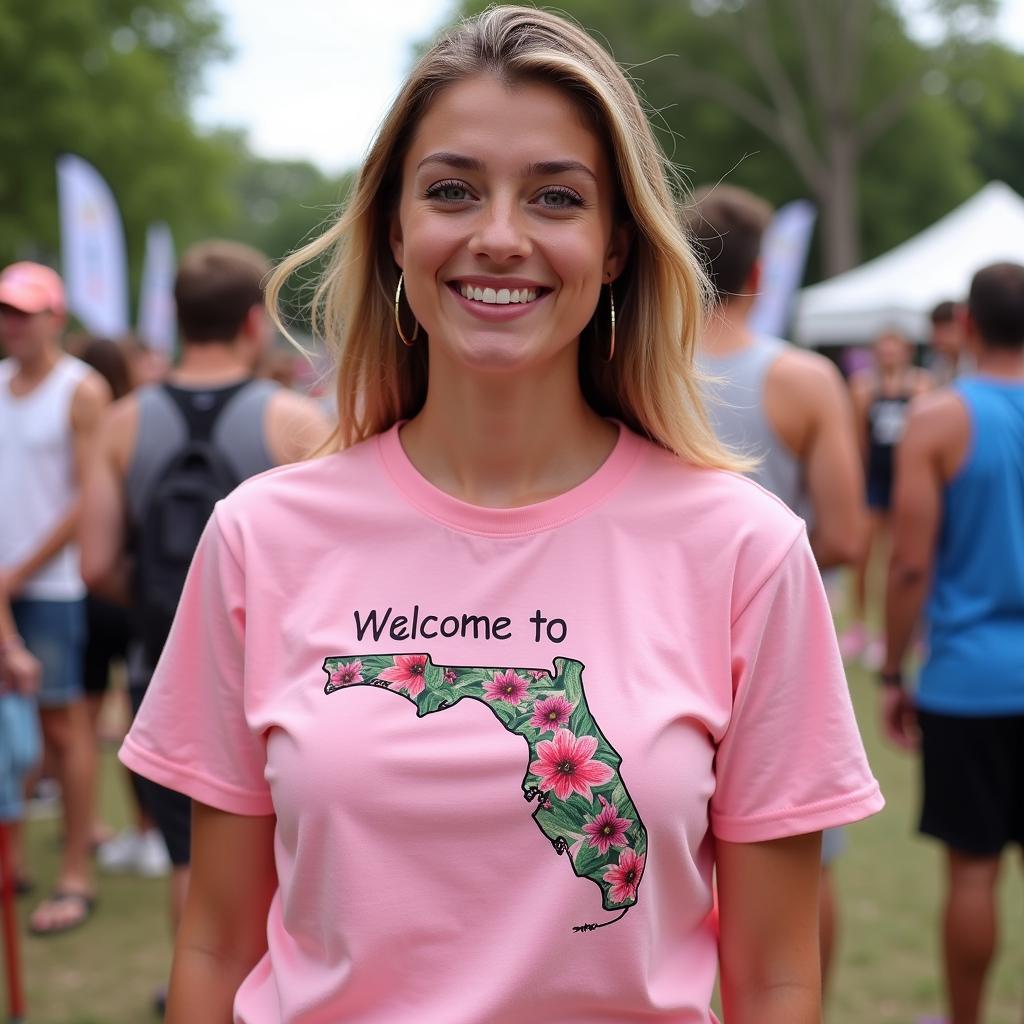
[12,598,87,708]
[821,825,847,866]
[0,693,42,822]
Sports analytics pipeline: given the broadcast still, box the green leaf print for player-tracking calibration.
[322,654,647,931]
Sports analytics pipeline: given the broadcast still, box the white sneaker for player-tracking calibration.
[97,828,142,872]
[134,829,171,878]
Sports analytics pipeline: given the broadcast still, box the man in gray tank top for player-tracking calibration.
[79,241,329,1000]
[684,185,867,996]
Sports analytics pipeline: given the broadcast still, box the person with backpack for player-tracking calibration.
[79,240,329,975]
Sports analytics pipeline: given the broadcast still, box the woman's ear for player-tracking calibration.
[604,221,633,283]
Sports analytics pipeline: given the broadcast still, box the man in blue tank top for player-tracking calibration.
[883,262,1024,1024]
[79,241,329,1012]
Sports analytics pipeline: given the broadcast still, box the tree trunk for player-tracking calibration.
[820,135,860,276]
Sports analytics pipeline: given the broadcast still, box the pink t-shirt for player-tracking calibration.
[121,422,883,1023]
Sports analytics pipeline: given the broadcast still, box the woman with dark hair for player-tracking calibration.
[79,338,132,401]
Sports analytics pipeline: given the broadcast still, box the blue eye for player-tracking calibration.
[538,187,583,209]
[425,180,472,202]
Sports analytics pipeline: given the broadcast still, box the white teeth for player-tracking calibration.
[457,283,540,304]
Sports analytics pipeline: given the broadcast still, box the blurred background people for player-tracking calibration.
[121,334,171,392]
[77,336,171,876]
[927,300,968,386]
[686,183,867,995]
[80,239,330,1009]
[843,329,931,667]
[0,573,42,899]
[0,262,111,935]
[882,261,1024,1024]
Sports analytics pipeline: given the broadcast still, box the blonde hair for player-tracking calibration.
[267,5,743,470]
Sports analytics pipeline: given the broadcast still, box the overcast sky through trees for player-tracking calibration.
[194,0,1024,173]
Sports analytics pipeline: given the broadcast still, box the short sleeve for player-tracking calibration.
[711,531,884,843]
[119,508,273,816]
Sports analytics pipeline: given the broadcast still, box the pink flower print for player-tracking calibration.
[443,668,457,684]
[528,729,614,802]
[329,661,363,688]
[582,796,632,855]
[377,654,429,697]
[529,695,574,734]
[483,669,529,705]
[603,849,645,905]
[529,670,549,680]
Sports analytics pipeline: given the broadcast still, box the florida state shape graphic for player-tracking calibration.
[323,654,646,931]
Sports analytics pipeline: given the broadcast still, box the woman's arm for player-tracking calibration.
[717,832,822,1024]
[167,803,277,1023]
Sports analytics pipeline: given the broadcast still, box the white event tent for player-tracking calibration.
[794,182,1024,347]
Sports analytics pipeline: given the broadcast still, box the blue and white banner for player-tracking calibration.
[749,199,817,339]
[138,222,177,355]
[56,155,129,337]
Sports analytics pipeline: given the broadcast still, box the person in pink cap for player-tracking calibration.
[0,261,110,935]
[121,9,883,1022]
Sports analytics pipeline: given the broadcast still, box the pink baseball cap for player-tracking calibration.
[0,262,66,316]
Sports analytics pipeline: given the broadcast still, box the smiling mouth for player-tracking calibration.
[450,282,547,305]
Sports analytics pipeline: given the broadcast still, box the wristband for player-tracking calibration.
[878,669,903,689]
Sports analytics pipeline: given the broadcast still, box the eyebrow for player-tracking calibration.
[416,152,598,183]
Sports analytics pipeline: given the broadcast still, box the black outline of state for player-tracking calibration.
[321,653,648,931]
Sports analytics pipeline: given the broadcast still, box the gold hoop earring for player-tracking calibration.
[605,284,616,363]
[394,272,420,347]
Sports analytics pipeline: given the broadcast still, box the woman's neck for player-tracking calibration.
[399,345,617,508]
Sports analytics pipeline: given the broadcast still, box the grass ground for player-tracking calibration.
[11,663,1024,1023]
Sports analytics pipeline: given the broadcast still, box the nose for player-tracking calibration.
[468,196,532,263]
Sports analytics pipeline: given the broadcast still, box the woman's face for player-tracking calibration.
[391,73,629,373]
[875,331,910,371]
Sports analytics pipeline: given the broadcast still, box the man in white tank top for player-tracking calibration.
[0,261,111,935]
[685,186,867,996]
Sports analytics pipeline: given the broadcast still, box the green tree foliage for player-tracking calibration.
[0,0,238,296]
[941,37,1024,198]
[221,145,354,322]
[452,0,1013,277]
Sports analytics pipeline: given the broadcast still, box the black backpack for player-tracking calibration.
[134,383,245,666]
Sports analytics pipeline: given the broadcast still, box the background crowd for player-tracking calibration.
[1,1,1023,1023]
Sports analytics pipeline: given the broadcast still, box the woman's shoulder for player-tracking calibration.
[635,434,803,524]
[626,434,808,580]
[213,432,381,532]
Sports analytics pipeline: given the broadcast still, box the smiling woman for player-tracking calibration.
[265,7,735,471]
[119,7,884,1024]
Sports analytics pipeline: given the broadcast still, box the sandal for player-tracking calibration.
[28,888,96,937]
